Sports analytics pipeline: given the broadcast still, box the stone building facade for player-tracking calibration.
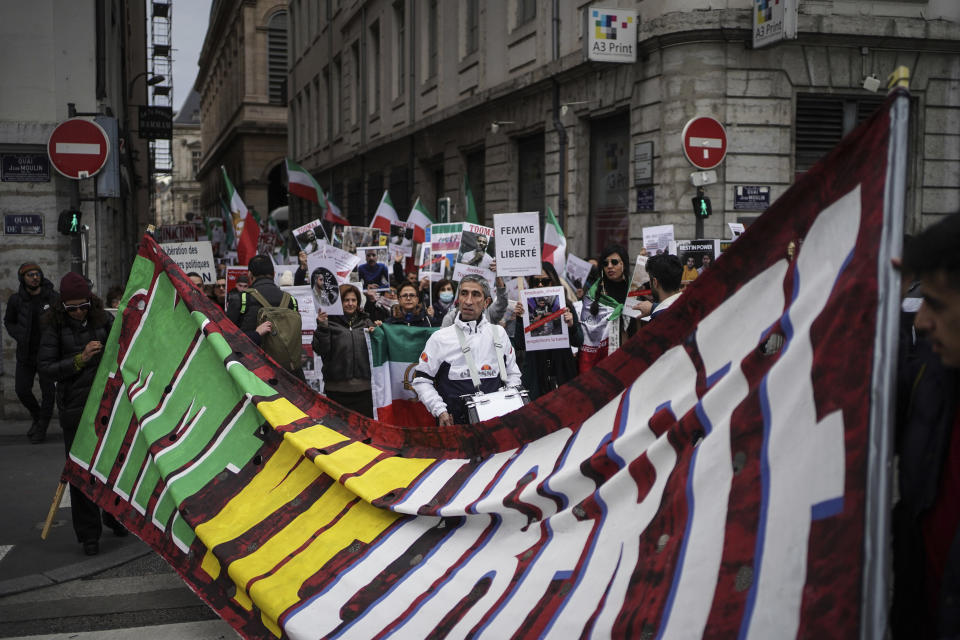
[195,0,289,222]
[0,2,151,418]
[287,0,960,260]
[154,89,203,226]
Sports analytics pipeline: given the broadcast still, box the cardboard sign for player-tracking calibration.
[160,241,216,283]
[642,224,675,255]
[521,286,569,352]
[430,222,462,281]
[494,212,541,277]
[564,254,593,291]
[454,223,496,284]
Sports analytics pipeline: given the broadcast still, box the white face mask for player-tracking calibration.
[439,291,454,303]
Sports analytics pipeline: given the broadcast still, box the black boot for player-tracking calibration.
[27,418,47,444]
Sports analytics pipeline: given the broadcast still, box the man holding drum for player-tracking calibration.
[412,274,522,425]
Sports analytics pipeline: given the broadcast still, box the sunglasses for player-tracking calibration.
[23,271,41,278]
[530,277,551,287]
[603,258,622,267]
[63,301,91,311]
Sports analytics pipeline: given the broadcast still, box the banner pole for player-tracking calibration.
[860,88,910,640]
[41,482,67,540]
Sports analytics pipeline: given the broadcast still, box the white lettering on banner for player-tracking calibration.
[658,260,788,639]
[742,186,856,639]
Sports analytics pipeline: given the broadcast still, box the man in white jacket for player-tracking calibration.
[412,274,521,425]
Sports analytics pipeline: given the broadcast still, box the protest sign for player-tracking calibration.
[293,219,325,254]
[493,212,540,277]
[388,222,415,257]
[300,333,324,394]
[430,222,462,280]
[417,243,443,283]
[159,240,216,283]
[277,284,320,331]
[643,224,675,255]
[623,255,650,319]
[454,223,496,283]
[521,286,569,351]
[306,243,361,284]
[341,226,380,254]
[677,240,717,284]
[728,222,745,238]
[564,254,593,291]
[303,257,343,317]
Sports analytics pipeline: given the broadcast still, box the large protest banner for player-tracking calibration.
[62,90,906,639]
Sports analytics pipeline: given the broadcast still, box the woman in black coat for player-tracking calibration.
[386,281,440,327]
[38,272,126,556]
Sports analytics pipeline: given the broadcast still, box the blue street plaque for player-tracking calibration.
[2,154,50,182]
[637,186,655,212]
[4,214,44,235]
[733,185,771,211]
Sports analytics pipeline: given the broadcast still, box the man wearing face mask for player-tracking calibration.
[4,263,59,443]
[412,274,521,425]
[632,254,683,321]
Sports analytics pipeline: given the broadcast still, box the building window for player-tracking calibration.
[392,1,405,100]
[466,150,485,225]
[351,40,361,126]
[304,84,313,151]
[332,55,342,136]
[267,11,288,104]
[369,21,381,115]
[464,0,479,57]
[426,0,438,79]
[795,93,885,174]
[313,75,322,147]
[367,172,383,219]
[321,68,330,142]
[518,134,544,229]
[515,0,535,28]
[191,150,201,178]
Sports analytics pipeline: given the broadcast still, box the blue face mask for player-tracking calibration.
[439,291,454,303]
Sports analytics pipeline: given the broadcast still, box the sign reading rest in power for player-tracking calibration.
[47,118,110,179]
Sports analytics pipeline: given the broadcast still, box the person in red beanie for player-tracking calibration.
[38,272,126,555]
[3,263,59,442]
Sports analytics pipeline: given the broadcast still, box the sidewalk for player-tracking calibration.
[0,418,152,596]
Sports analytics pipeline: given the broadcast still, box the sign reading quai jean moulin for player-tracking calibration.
[584,7,637,63]
[753,0,798,49]
[1,154,50,182]
[734,185,772,211]
[4,214,44,235]
[138,105,173,140]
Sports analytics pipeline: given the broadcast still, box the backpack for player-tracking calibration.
[242,289,302,371]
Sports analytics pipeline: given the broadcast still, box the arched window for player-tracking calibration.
[267,11,288,105]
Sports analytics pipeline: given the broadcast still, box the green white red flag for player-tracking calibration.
[222,167,259,265]
[543,205,567,276]
[405,197,433,244]
[368,324,438,426]
[285,158,327,208]
[370,190,399,234]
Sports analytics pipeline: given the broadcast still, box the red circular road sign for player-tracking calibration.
[681,116,727,170]
[47,118,110,179]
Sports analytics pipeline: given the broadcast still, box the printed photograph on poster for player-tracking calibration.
[330,224,345,248]
[223,265,248,312]
[623,255,650,319]
[279,284,320,331]
[389,222,415,257]
[430,222,462,280]
[300,335,325,394]
[453,223,496,283]
[293,219,325,254]
[676,240,718,284]
[493,212,540,277]
[521,286,569,351]
[305,260,342,317]
[418,243,443,282]
[564,254,594,292]
[306,243,361,283]
[341,226,380,255]
[642,224,675,255]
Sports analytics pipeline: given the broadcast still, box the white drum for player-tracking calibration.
[463,387,530,423]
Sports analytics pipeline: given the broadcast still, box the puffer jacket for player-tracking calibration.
[37,306,113,415]
[311,311,374,393]
[4,277,59,362]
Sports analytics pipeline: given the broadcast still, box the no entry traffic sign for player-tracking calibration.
[47,118,110,179]
[681,116,727,170]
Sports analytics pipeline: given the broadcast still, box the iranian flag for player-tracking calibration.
[285,158,327,207]
[370,190,399,234]
[543,205,567,276]
[577,282,624,373]
[405,197,433,243]
[218,197,236,250]
[222,167,259,265]
[325,197,349,226]
[368,324,438,426]
[464,175,480,224]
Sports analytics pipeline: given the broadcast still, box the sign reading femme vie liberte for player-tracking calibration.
[47,118,110,179]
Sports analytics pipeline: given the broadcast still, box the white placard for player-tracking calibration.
[301,331,324,394]
[494,212,541,277]
[623,255,649,319]
[160,241,217,284]
[642,224,675,255]
[306,244,360,285]
[564,254,593,291]
[292,219,326,254]
[430,223,462,281]
[728,222,745,239]
[521,285,570,352]
[389,222,415,258]
[279,285,321,331]
[304,256,344,318]
[453,223,496,284]
[418,243,443,282]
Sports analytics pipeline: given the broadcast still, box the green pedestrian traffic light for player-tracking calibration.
[692,195,712,218]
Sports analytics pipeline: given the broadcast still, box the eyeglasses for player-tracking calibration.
[63,302,91,311]
[530,277,551,287]
[23,271,41,278]
[603,258,622,267]
[399,293,418,299]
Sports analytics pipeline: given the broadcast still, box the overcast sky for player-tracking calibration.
[169,0,213,113]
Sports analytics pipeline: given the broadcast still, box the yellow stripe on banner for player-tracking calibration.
[314,441,382,480]
[344,456,435,500]
[256,397,308,427]
[240,484,402,635]
[283,422,350,453]
[196,441,323,580]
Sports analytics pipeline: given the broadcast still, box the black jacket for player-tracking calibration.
[512,300,584,401]
[311,311,374,393]
[4,278,59,362]
[38,306,113,415]
[386,307,438,328]
[226,277,295,345]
